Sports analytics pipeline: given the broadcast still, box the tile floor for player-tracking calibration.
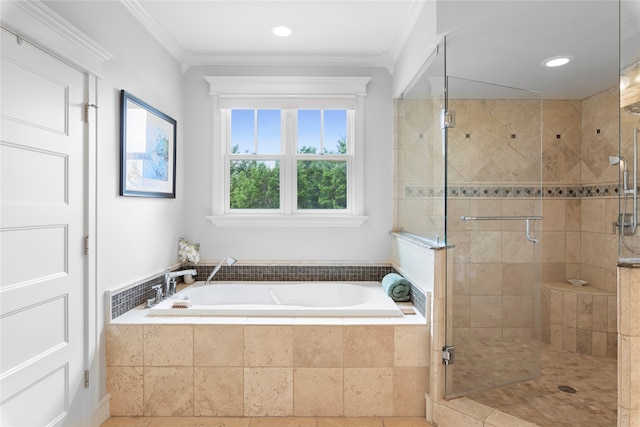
[100,417,433,427]
[466,344,617,426]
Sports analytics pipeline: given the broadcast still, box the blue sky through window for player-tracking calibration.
[231,109,254,153]
[232,109,347,155]
[231,109,281,154]
[324,110,347,153]
[298,109,347,153]
[257,110,280,154]
[298,110,321,152]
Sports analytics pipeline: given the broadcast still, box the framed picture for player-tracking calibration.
[120,90,177,198]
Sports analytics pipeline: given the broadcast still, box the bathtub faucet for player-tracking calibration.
[205,256,237,284]
[164,269,197,297]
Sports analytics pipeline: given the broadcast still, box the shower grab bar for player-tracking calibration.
[460,215,542,243]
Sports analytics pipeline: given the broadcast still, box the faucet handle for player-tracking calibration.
[151,284,163,302]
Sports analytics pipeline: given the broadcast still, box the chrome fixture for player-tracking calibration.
[147,284,163,308]
[609,156,629,191]
[206,257,237,284]
[164,269,198,297]
[612,106,639,242]
[460,215,542,243]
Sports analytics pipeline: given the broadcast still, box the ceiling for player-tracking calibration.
[121,0,638,100]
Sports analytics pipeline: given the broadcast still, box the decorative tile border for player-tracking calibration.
[110,274,164,319]
[109,265,427,320]
[405,183,619,198]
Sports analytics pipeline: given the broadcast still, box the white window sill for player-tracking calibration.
[206,215,369,227]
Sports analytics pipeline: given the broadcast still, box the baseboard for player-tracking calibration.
[91,393,110,427]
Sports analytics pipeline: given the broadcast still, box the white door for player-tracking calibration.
[0,28,87,426]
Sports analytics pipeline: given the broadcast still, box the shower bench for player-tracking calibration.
[541,281,616,358]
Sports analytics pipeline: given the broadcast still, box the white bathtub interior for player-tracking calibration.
[147,281,405,317]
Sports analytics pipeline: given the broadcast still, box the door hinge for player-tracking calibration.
[84,103,98,123]
[442,345,455,365]
[84,236,89,255]
[84,370,89,388]
[441,110,456,129]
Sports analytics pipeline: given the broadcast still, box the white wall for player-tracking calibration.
[45,1,185,291]
[391,237,436,295]
[183,65,394,263]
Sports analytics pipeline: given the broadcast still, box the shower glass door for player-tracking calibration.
[444,76,542,398]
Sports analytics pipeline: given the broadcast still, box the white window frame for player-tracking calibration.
[205,76,370,227]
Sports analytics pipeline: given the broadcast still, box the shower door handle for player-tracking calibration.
[525,219,538,243]
[460,215,543,243]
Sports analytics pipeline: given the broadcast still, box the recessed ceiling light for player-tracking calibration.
[541,56,573,68]
[272,26,292,37]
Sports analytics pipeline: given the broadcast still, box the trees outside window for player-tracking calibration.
[227,109,351,212]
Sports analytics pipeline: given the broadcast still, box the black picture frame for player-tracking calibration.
[119,90,177,198]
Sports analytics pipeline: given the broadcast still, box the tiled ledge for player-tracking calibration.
[110,301,427,326]
[542,281,614,295]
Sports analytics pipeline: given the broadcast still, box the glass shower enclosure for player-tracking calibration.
[618,0,640,262]
[444,77,542,398]
[397,39,543,399]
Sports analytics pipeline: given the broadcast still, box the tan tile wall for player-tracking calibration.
[396,89,621,293]
[106,323,430,418]
[618,266,640,426]
[446,197,540,339]
[396,89,622,345]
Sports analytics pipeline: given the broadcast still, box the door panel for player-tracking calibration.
[0,27,86,426]
[1,143,68,204]
[444,76,542,398]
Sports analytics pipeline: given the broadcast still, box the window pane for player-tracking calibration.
[324,110,347,154]
[297,160,347,209]
[230,160,280,209]
[257,110,281,154]
[231,109,255,154]
[297,110,321,154]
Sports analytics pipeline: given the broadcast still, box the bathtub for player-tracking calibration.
[147,281,404,317]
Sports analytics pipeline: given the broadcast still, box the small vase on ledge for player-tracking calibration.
[184,273,195,284]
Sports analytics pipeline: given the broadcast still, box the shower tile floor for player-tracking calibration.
[464,344,617,426]
[101,417,433,427]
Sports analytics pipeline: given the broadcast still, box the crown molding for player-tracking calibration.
[0,0,113,76]
[186,52,394,69]
[119,0,401,72]
[119,0,184,63]
[205,76,371,97]
[388,0,426,63]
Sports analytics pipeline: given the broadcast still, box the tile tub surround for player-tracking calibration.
[108,265,428,320]
[541,281,617,358]
[106,323,430,418]
[100,416,435,427]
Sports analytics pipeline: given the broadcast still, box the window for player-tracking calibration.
[206,76,370,227]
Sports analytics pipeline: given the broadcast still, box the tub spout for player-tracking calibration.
[206,257,237,284]
[164,269,198,296]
